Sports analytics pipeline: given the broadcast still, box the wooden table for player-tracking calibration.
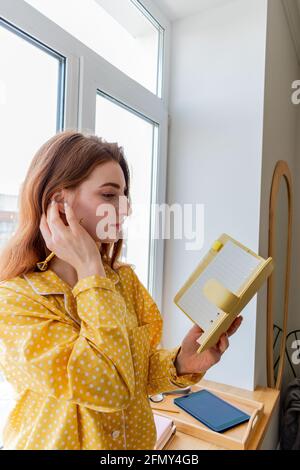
[151,379,280,450]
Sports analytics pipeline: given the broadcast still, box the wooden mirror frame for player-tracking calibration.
[267,161,293,389]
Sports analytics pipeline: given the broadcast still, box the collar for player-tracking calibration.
[23,261,120,296]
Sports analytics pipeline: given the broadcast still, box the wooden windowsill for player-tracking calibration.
[152,379,280,450]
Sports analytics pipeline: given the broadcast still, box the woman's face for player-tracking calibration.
[61,161,129,245]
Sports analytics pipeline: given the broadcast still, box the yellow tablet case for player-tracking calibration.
[173,234,274,354]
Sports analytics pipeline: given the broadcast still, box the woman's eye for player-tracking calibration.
[102,194,116,198]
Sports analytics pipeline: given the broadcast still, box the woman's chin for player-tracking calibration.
[96,233,122,244]
[95,226,123,244]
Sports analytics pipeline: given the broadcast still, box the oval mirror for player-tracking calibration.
[267,161,292,389]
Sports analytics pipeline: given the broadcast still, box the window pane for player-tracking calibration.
[0,20,64,447]
[25,0,163,95]
[96,92,157,288]
[0,21,64,251]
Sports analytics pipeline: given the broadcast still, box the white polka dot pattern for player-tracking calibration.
[0,262,204,450]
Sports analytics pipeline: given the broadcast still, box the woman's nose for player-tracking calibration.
[117,195,131,217]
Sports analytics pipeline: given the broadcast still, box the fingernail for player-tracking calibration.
[64,201,68,208]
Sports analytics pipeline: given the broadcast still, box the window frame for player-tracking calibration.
[0,0,171,310]
[0,16,66,132]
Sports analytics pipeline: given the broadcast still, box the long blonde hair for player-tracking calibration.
[0,130,132,281]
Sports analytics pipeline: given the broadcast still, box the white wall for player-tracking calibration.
[161,0,268,390]
[255,0,300,390]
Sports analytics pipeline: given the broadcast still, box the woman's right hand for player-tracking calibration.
[39,200,105,279]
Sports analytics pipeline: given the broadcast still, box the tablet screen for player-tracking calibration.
[174,389,250,433]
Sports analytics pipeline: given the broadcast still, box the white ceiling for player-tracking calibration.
[151,0,233,21]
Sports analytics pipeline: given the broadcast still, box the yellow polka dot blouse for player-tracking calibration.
[0,262,204,450]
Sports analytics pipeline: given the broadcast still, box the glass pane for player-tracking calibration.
[0,21,64,447]
[25,0,163,95]
[96,92,157,288]
[0,21,64,251]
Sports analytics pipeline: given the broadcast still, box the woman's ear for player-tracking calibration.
[52,192,65,212]
[51,191,68,224]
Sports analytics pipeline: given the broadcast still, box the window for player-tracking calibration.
[1,0,169,306]
[96,91,158,287]
[25,0,164,96]
[0,0,169,444]
[0,16,65,446]
[0,19,65,249]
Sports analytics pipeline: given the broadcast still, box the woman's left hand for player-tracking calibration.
[174,316,243,375]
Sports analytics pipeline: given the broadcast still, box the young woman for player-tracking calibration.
[0,130,242,450]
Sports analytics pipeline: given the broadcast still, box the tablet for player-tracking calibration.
[174,389,250,433]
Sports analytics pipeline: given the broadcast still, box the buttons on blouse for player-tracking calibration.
[111,430,120,439]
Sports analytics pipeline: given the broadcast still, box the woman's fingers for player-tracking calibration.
[227,315,243,337]
[64,201,80,232]
[47,200,67,236]
[208,316,243,358]
[188,323,204,342]
[219,333,229,353]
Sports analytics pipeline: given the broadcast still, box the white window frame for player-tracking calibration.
[0,0,171,311]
